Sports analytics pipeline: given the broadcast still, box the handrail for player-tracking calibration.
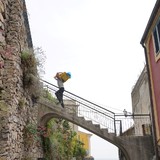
[45,85,114,120]
[41,79,115,114]
[40,79,116,132]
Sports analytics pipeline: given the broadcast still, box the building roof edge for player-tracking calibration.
[140,0,160,45]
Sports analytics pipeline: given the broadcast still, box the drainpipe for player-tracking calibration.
[140,43,159,160]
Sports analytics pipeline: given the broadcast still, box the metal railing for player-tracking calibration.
[40,79,151,136]
[115,114,151,136]
[40,79,116,133]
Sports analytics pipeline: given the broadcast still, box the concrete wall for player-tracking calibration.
[131,66,151,135]
[118,136,154,160]
[64,99,79,132]
[118,67,154,159]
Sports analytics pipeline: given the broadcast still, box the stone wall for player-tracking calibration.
[0,0,42,159]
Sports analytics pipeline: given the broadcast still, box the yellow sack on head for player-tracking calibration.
[58,72,70,82]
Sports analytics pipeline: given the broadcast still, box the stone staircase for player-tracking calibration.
[38,97,116,144]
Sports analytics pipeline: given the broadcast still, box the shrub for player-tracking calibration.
[21,47,45,102]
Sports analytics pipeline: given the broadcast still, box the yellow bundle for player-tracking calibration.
[56,72,70,82]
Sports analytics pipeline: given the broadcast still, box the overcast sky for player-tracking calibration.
[26,0,156,159]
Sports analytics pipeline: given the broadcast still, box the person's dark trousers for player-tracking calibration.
[55,87,64,104]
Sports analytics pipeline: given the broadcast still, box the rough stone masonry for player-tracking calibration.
[0,0,42,159]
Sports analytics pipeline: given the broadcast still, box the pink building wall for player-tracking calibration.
[148,36,160,130]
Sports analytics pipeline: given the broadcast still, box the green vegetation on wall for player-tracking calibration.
[24,119,87,159]
[24,123,42,147]
[21,47,45,102]
[43,118,87,160]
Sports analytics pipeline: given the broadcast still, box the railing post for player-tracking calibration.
[120,120,122,136]
[115,120,122,136]
[114,114,116,135]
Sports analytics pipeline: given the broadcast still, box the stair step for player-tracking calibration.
[86,120,93,125]
[94,124,100,129]
[100,128,108,133]
[78,117,85,122]
[109,132,116,136]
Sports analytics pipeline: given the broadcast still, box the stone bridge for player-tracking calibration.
[37,80,154,160]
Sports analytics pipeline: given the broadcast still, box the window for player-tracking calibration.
[153,19,160,55]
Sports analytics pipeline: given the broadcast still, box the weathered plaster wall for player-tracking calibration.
[0,0,42,159]
[131,66,151,135]
[118,136,154,160]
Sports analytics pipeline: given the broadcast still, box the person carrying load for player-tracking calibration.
[54,72,71,108]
